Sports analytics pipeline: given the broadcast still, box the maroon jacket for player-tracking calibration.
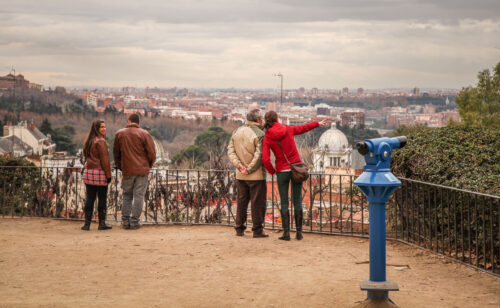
[84,138,112,179]
[113,123,156,176]
[262,121,319,174]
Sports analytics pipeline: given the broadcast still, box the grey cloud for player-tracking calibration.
[1,1,499,89]
[3,0,500,23]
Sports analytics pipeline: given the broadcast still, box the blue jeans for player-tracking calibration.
[121,175,149,223]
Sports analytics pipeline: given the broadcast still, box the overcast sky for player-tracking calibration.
[1,0,499,89]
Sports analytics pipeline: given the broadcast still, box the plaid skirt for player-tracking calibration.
[82,169,107,186]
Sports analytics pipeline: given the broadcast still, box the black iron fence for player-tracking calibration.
[387,178,499,275]
[0,166,498,276]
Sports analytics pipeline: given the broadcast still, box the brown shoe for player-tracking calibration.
[253,231,269,238]
[236,230,244,236]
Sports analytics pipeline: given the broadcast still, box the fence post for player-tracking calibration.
[2,176,5,218]
[11,175,16,218]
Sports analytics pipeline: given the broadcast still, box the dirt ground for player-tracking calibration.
[0,218,499,308]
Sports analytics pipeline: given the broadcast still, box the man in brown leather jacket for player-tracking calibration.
[113,113,156,229]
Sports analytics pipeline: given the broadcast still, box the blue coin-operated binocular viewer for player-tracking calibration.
[354,136,407,306]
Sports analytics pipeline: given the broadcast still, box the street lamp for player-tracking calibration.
[274,73,283,107]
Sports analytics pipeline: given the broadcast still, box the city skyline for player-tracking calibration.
[1,0,499,89]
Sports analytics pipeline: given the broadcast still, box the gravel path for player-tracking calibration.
[0,218,499,307]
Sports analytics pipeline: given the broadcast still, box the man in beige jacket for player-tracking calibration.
[227,109,268,238]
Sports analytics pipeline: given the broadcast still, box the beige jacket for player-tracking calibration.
[227,121,266,180]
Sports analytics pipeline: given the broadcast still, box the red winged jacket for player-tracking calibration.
[262,121,319,175]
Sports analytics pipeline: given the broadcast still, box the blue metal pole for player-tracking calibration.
[369,201,386,283]
[354,136,407,305]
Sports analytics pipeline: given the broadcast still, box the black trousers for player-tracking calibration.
[84,184,108,222]
[235,180,267,233]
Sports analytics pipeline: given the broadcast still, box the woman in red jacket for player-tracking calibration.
[262,111,326,240]
[81,119,112,231]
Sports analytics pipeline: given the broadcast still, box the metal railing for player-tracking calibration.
[388,178,499,275]
[0,166,498,276]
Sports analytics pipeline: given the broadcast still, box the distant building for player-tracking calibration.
[342,87,349,96]
[412,87,420,95]
[85,92,98,108]
[0,73,29,90]
[228,113,245,123]
[341,111,365,128]
[248,102,260,111]
[41,152,83,174]
[2,121,55,157]
[151,137,170,166]
[357,88,364,95]
[29,83,43,91]
[287,118,309,126]
[440,111,460,125]
[97,98,113,109]
[312,124,352,172]
[317,107,331,116]
[297,87,305,98]
[122,87,137,94]
[197,111,213,120]
[385,110,460,128]
[423,104,436,114]
[0,135,33,157]
[123,108,145,115]
[266,102,279,112]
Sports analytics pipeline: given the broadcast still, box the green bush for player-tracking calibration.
[0,157,40,215]
[389,125,499,270]
[391,125,499,195]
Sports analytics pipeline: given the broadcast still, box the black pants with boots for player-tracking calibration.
[235,180,267,234]
[277,171,303,240]
[84,184,108,224]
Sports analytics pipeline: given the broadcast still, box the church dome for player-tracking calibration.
[317,124,349,152]
[152,136,170,165]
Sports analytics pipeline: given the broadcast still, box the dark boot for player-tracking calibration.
[98,220,112,230]
[278,213,290,241]
[253,231,269,238]
[81,221,90,231]
[129,222,141,230]
[122,216,131,230]
[295,210,303,240]
[129,218,141,230]
[81,216,91,231]
[97,203,111,230]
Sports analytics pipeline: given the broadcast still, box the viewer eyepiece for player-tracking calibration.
[397,136,407,149]
[356,141,369,155]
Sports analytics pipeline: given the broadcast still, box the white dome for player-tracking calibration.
[317,125,349,152]
[152,137,170,165]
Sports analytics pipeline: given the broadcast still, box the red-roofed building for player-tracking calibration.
[0,73,29,90]
[113,101,127,112]
[124,108,145,115]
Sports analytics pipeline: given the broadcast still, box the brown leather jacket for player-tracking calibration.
[84,138,112,179]
[113,123,156,176]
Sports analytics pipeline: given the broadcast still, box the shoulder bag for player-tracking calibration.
[276,141,309,183]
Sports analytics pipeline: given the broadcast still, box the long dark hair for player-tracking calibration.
[264,111,278,130]
[83,119,105,159]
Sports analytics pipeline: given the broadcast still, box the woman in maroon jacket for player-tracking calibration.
[262,111,326,240]
[81,119,112,231]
